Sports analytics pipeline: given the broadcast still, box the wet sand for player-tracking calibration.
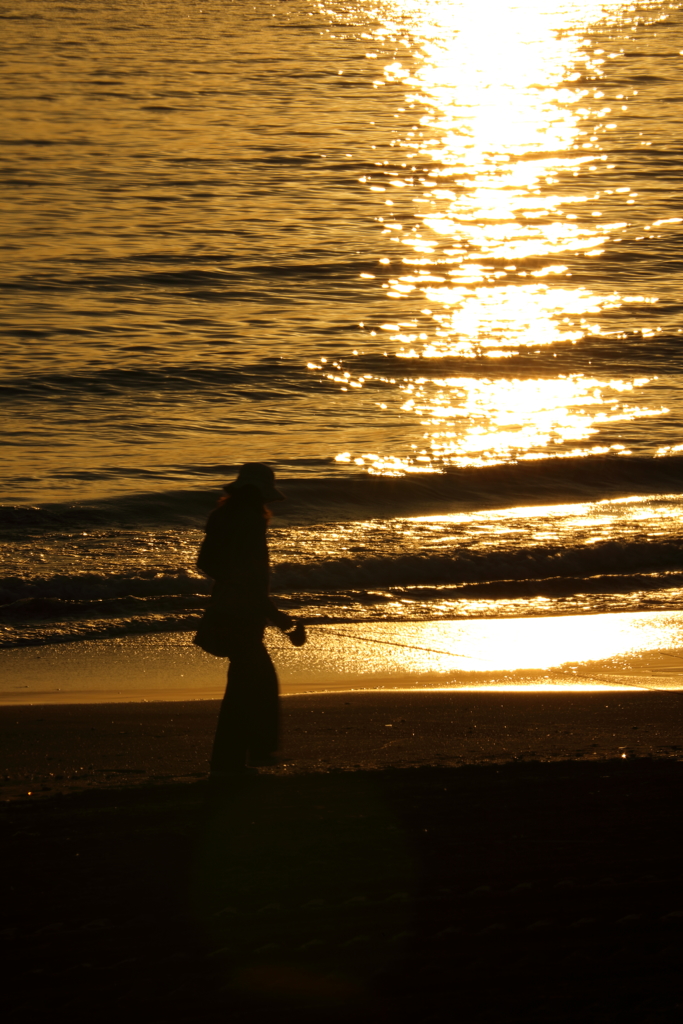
[3,611,683,706]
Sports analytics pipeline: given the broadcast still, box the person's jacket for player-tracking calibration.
[196,488,289,628]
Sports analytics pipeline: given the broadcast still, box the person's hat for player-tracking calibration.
[224,463,285,502]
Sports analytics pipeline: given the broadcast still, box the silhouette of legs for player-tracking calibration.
[210,616,279,771]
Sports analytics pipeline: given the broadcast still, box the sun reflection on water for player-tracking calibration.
[334,371,665,473]
[306,611,683,685]
[327,0,674,474]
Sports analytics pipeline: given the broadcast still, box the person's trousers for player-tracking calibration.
[210,616,279,771]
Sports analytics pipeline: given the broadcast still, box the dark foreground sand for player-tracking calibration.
[2,691,682,1023]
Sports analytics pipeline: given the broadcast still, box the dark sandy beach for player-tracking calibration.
[1,689,683,799]
[2,691,683,1023]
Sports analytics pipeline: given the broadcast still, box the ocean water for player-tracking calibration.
[1,0,682,654]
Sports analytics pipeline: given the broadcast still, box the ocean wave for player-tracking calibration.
[2,547,682,648]
[272,542,683,591]
[0,569,209,605]
[2,566,682,622]
[0,360,320,400]
[2,454,681,531]
[1,455,681,649]
[3,582,683,650]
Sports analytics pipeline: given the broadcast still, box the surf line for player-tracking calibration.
[311,626,669,693]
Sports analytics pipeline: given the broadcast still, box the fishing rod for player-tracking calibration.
[312,626,481,661]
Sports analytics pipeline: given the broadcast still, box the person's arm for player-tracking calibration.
[265,600,306,646]
[264,599,293,631]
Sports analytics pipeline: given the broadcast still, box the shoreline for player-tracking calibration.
[3,610,681,801]
[2,610,683,707]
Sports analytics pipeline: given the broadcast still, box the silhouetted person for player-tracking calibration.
[194,463,306,776]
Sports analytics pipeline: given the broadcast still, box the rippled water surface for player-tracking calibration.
[2,0,682,501]
[1,0,683,655]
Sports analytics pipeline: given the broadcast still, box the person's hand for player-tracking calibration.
[272,609,294,632]
[287,621,307,647]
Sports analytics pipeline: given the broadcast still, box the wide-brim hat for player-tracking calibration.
[223,462,285,502]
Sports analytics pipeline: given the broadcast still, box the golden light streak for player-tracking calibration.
[329,1,672,474]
